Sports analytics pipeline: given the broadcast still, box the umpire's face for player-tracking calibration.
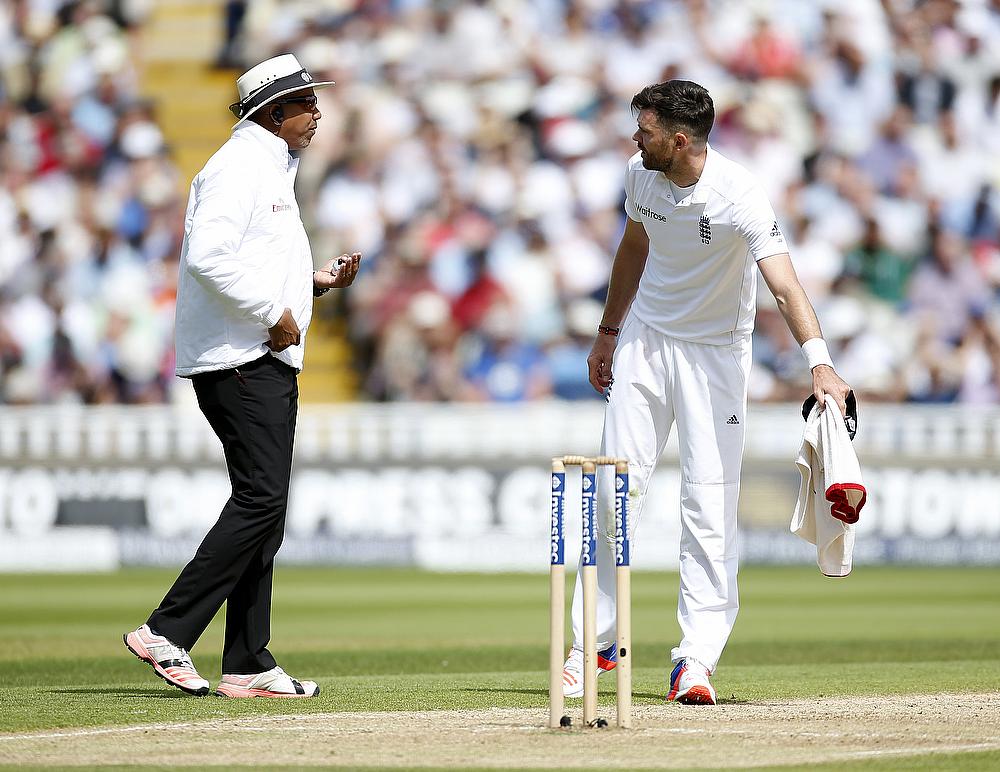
[273,88,322,150]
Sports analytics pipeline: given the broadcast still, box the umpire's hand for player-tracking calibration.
[315,252,362,289]
[267,308,301,352]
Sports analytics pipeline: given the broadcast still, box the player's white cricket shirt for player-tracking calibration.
[625,146,787,345]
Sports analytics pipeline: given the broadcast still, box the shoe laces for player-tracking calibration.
[158,640,195,668]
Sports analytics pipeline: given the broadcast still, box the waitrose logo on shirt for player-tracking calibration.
[637,203,667,222]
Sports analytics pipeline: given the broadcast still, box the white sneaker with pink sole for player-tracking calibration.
[216,666,319,698]
[123,624,210,696]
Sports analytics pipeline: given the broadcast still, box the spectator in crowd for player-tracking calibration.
[546,298,606,400]
[858,106,918,196]
[4,0,1000,406]
[214,0,248,70]
[956,309,1000,403]
[843,217,915,304]
[461,303,552,402]
[897,48,958,125]
[908,227,992,343]
[728,16,803,83]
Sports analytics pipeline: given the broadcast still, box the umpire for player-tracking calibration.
[124,54,361,698]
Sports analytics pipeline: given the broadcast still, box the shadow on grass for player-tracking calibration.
[8,636,1000,688]
[459,686,750,705]
[462,687,547,696]
[46,687,189,698]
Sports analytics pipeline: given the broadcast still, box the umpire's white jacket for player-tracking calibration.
[175,122,313,376]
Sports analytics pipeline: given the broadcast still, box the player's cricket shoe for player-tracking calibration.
[562,643,618,698]
[123,624,210,696]
[667,657,717,705]
[216,666,320,698]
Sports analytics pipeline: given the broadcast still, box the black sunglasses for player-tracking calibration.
[274,96,319,112]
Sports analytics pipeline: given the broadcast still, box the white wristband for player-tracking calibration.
[801,337,834,370]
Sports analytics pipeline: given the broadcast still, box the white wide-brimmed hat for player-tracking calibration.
[228,53,334,129]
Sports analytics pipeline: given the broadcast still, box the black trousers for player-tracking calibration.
[147,354,298,674]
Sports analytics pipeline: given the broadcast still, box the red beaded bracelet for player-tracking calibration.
[597,324,620,336]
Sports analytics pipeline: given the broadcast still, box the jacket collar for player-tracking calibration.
[234,121,295,171]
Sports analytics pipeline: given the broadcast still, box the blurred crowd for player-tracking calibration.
[3,0,1000,405]
[0,0,180,403]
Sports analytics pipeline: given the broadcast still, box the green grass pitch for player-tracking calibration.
[1,565,998,769]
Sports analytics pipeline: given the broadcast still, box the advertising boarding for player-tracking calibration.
[0,402,998,571]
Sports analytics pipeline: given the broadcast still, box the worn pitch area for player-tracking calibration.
[4,692,999,768]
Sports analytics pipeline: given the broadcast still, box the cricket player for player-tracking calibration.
[124,54,361,698]
[561,80,851,704]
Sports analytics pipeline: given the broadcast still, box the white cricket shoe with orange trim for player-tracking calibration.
[123,624,210,696]
[562,643,618,698]
[666,657,717,705]
[216,666,319,698]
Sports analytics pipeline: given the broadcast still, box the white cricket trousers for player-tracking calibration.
[571,315,751,672]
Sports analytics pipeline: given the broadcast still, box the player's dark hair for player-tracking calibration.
[631,80,715,142]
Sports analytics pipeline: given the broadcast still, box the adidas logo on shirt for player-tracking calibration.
[726,415,739,425]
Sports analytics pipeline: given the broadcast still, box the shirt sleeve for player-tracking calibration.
[732,184,788,261]
[623,163,641,223]
[184,162,284,328]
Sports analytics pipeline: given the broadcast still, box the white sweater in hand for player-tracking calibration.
[791,393,867,577]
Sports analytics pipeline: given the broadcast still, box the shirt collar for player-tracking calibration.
[697,143,719,189]
[659,144,718,207]
[234,121,295,171]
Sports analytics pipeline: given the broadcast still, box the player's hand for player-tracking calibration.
[267,308,300,352]
[587,334,617,394]
[812,365,850,416]
[315,252,362,289]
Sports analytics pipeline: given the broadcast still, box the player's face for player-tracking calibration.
[633,109,677,173]
[275,89,321,149]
